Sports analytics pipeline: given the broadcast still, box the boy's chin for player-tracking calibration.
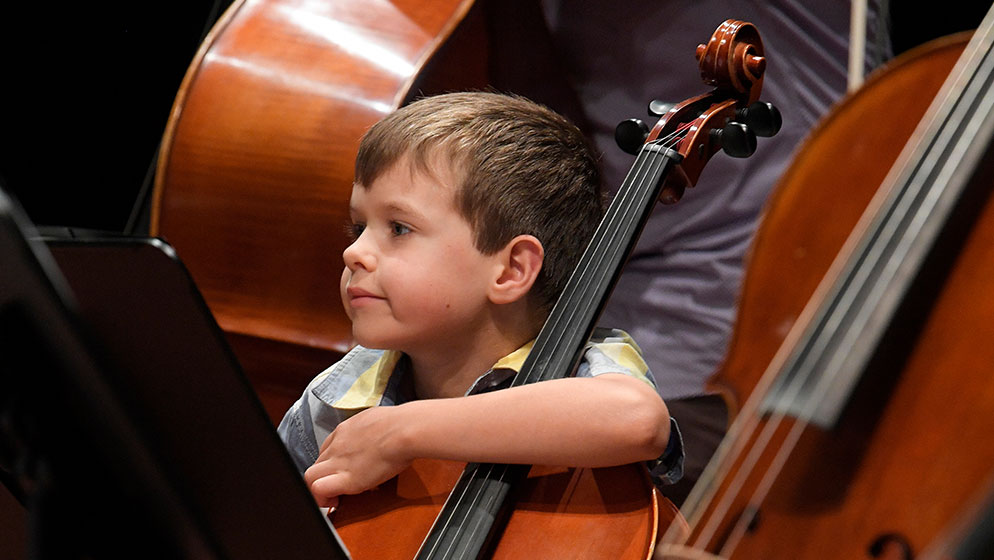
[350,327,394,351]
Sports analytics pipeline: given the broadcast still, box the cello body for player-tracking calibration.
[152,5,788,557]
[150,1,684,556]
[331,459,671,560]
[150,0,489,422]
[661,33,994,558]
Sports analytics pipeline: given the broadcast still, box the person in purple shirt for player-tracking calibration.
[487,0,893,505]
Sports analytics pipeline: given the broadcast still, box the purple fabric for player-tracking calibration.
[540,0,892,398]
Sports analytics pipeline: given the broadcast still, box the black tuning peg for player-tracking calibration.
[648,100,675,117]
[735,101,782,137]
[615,118,649,155]
[712,121,757,158]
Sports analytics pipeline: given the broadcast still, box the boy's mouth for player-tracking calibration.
[346,286,384,306]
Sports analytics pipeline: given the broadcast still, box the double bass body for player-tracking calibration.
[664,32,994,558]
[151,0,489,423]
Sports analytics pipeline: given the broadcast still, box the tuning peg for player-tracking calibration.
[615,118,650,155]
[648,100,675,117]
[735,101,782,137]
[712,121,757,158]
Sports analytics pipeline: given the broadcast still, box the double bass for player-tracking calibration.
[151,0,490,423]
[658,8,994,559]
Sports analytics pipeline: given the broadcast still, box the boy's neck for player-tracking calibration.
[408,314,541,400]
[407,340,519,400]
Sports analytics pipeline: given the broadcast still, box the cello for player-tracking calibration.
[325,19,781,559]
[657,8,994,560]
[153,6,781,557]
[150,0,490,423]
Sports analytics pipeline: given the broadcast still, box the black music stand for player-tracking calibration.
[0,187,350,559]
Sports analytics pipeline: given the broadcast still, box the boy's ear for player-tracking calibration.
[489,234,544,305]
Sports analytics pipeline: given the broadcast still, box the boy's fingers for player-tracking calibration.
[303,460,328,487]
[318,430,337,455]
[310,472,349,506]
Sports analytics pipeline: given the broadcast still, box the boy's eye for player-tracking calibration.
[390,222,411,236]
[346,222,365,240]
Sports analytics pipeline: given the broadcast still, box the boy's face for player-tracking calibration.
[340,156,500,356]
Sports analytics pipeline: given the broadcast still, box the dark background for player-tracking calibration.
[0,2,990,234]
[0,2,230,233]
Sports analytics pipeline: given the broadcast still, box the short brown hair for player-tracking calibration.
[354,92,604,313]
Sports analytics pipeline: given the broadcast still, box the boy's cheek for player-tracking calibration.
[339,268,354,319]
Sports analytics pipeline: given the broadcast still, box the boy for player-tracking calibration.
[278,92,682,509]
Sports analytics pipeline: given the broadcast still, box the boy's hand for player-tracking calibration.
[303,405,412,508]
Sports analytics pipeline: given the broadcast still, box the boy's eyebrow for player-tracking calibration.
[353,198,430,222]
[384,201,429,221]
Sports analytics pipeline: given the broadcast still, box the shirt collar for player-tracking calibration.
[331,340,535,409]
[466,339,534,395]
[331,349,403,409]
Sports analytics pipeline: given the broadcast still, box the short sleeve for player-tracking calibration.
[577,327,654,388]
[277,392,322,475]
[647,417,685,487]
[580,327,684,487]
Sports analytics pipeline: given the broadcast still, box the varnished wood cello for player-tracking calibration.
[152,5,781,558]
[657,8,994,559]
[332,20,779,559]
[324,19,781,560]
[150,0,490,423]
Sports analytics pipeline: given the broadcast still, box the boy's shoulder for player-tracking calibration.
[304,329,653,407]
[306,346,406,410]
[583,327,653,386]
[588,326,643,349]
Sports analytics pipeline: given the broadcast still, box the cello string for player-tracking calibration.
[512,122,688,388]
[684,224,881,547]
[427,464,487,558]
[676,139,922,542]
[683,152,935,546]
[659,105,854,546]
[674,136,898,542]
[680,105,905,548]
[524,131,679,384]
[682,14,994,554]
[534,127,683,363]
[464,141,676,556]
[420,116,690,554]
[515,125,678,385]
[452,106,735,555]
[538,120,689,351]
[422,123,690,557]
[659,104,811,543]
[420,127,679,558]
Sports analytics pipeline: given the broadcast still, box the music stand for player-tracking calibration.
[0,188,350,559]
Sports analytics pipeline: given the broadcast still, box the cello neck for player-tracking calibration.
[415,144,684,560]
[512,144,684,387]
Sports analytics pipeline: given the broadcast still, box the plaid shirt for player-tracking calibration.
[277,327,683,487]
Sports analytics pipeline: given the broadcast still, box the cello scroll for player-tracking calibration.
[616,20,782,203]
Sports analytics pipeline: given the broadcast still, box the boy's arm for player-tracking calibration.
[304,373,669,507]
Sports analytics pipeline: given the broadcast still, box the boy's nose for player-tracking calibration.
[343,235,374,271]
